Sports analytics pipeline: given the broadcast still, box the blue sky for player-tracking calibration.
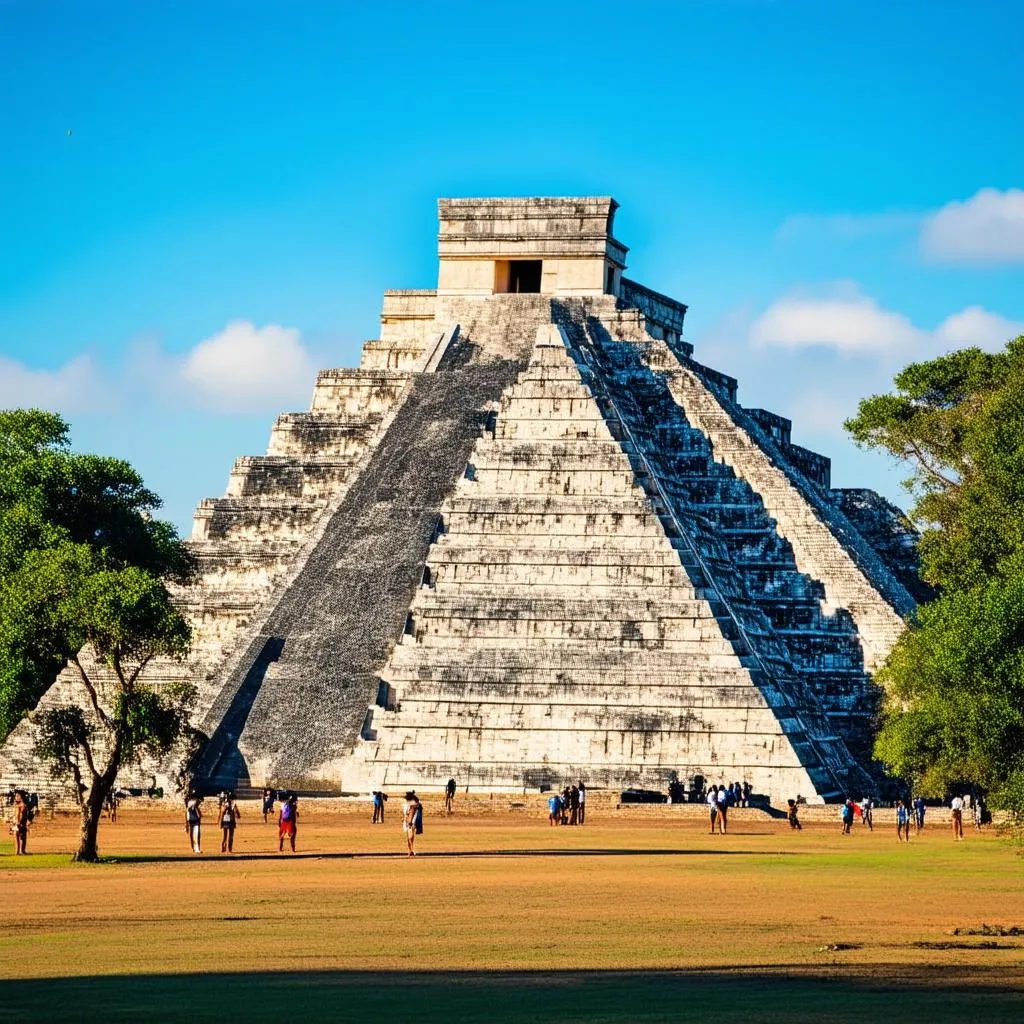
[2,0,1023,533]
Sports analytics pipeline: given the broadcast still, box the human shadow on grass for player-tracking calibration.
[102,846,799,864]
[2,967,1022,1023]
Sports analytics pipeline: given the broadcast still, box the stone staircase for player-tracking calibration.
[567,325,876,764]
[345,323,857,802]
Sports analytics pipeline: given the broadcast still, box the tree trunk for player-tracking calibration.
[73,780,109,862]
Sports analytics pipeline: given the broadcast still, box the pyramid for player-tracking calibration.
[0,198,918,804]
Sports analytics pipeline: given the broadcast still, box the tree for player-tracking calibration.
[0,410,196,860]
[846,335,1024,816]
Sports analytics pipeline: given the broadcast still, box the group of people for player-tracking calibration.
[184,789,299,855]
[705,782,749,833]
[836,793,989,841]
[840,797,874,834]
[546,782,586,826]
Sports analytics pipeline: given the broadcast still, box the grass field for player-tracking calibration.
[2,804,1022,1021]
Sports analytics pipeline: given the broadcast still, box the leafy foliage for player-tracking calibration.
[0,409,196,859]
[0,410,193,736]
[846,336,1024,814]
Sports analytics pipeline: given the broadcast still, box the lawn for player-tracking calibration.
[1,806,1021,1021]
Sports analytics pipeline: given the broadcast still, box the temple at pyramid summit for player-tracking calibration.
[0,197,924,804]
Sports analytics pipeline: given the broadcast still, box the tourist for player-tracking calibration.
[707,784,719,834]
[261,788,275,823]
[715,784,729,834]
[860,796,873,831]
[577,781,586,825]
[786,798,802,831]
[547,791,560,826]
[913,795,926,830]
[405,792,422,856]
[840,800,854,835]
[896,800,911,842]
[561,787,571,825]
[219,792,240,853]
[11,789,30,855]
[569,785,579,826]
[185,794,202,855]
[732,782,742,807]
[950,794,964,840]
[974,795,987,830]
[742,781,751,808]
[372,790,387,824]
[278,793,298,853]
[445,777,456,814]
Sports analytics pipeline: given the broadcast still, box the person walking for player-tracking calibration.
[261,788,275,824]
[278,793,298,853]
[913,795,926,830]
[445,777,456,815]
[786,798,802,831]
[547,791,560,827]
[577,781,586,825]
[896,800,911,842]
[840,800,854,835]
[372,790,387,824]
[569,785,579,826]
[219,793,240,853]
[185,795,202,855]
[860,796,873,831]
[715,784,729,835]
[950,794,964,840]
[12,789,30,855]
[707,784,719,834]
[405,792,422,856]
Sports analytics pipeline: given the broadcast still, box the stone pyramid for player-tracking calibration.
[0,197,919,804]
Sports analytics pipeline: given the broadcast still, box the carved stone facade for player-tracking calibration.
[0,198,917,804]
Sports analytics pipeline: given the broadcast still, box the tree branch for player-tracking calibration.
[126,653,153,689]
[904,438,961,491]
[72,654,114,731]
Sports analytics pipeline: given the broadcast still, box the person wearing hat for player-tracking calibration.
[404,792,422,856]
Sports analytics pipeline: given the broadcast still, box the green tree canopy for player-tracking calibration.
[846,336,1024,814]
[0,409,197,860]
[0,410,192,736]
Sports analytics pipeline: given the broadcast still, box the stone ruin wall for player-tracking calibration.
[0,198,919,805]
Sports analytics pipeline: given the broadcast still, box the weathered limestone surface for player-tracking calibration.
[346,327,855,801]
[0,196,918,803]
[653,352,914,673]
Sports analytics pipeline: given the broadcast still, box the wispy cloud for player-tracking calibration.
[0,321,318,416]
[750,283,1023,356]
[920,187,1024,264]
[779,187,1024,266]
[0,353,112,413]
[776,210,919,242]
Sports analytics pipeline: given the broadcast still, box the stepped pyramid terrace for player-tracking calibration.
[0,197,922,804]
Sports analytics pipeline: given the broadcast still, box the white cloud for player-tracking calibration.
[751,285,1023,357]
[0,321,317,417]
[933,306,1024,351]
[750,286,923,353]
[180,321,315,411]
[0,353,111,413]
[921,188,1024,264]
[776,210,919,242]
